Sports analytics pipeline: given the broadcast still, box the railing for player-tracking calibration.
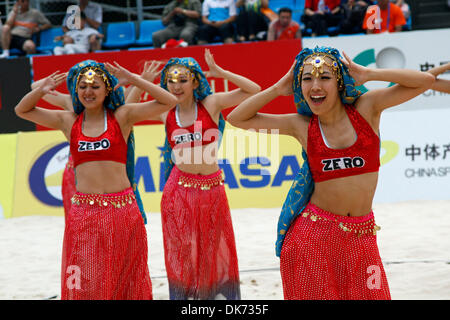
[0,0,165,25]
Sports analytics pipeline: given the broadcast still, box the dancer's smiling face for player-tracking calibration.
[166,66,198,103]
[301,56,341,115]
[77,75,108,109]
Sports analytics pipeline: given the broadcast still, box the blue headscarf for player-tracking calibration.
[159,57,226,181]
[67,60,147,224]
[275,46,362,257]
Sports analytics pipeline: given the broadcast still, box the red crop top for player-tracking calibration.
[165,101,219,149]
[70,109,128,168]
[307,104,380,182]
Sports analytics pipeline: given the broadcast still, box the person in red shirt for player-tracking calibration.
[302,0,342,36]
[267,7,302,41]
[362,0,406,34]
[15,60,178,300]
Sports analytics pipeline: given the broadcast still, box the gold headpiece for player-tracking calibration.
[76,67,112,93]
[167,66,195,83]
[299,54,343,89]
[81,68,97,83]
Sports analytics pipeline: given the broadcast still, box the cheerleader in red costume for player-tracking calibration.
[15,60,177,300]
[31,74,141,221]
[227,46,435,299]
[127,50,261,300]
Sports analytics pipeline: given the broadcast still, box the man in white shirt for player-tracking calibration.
[62,0,103,51]
[197,0,237,44]
[54,11,102,55]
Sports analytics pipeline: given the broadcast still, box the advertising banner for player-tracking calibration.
[9,112,449,217]
[134,124,303,212]
[8,29,449,217]
[10,124,304,216]
[0,134,17,219]
[12,130,68,217]
[0,57,35,133]
[303,28,450,111]
[376,108,450,203]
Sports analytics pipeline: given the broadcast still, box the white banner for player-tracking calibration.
[377,108,450,203]
[303,28,450,111]
[304,29,450,203]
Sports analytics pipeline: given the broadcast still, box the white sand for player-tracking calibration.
[0,200,449,300]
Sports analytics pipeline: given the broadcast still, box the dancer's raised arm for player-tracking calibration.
[427,62,450,94]
[106,61,177,123]
[15,72,73,134]
[227,61,308,139]
[342,52,435,113]
[203,49,261,113]
[125,60,163,104]
[31,72,73,111]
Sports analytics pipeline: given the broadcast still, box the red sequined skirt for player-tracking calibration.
[61,187,152,300]
[161,166,241,300]
[280,202,391,300]
[62,155,76,221]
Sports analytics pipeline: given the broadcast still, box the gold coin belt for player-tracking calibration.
[301,209,381,236]
[177,173,224,191]
[71,192,136,208]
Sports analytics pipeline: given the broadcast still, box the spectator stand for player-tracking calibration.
[297,0,341,37]
[403,14,412,31]
[133,19,164,49]
[267,0,337,38]
[0,34,40,59]
[291,0,307,34]
[102,21,136,49]
[2,0,450,59]
[36,27,64,54]
[269,0,296,12]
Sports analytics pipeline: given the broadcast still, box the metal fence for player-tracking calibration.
[0,0,169,27]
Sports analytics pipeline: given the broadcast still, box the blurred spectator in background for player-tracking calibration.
[79,0,101,29]
[0,15,3,43]
[63,0,103,51]
[394,0,410,21]
[54,12,102,55]
[0,0,51,58]
[363,0,405,34]
[235,0,269,42]
[197,0,237,44]
[152,0,201,48]
[261,3,278,22]
[267,7,302,41]
[340,0,373,34]
[301,0,342,37]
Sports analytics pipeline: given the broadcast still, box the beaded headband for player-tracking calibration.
[76,67,112,93]
[166,65,196,83]
[299,54,343,89]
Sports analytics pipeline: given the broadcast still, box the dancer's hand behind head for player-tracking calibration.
[423,61,450,77]
[105,61,134,90]
[141,60,163,83]
[340,51,369,87]
[39,71,67,96]
[274,60,296,96]
[204,48,224,78]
